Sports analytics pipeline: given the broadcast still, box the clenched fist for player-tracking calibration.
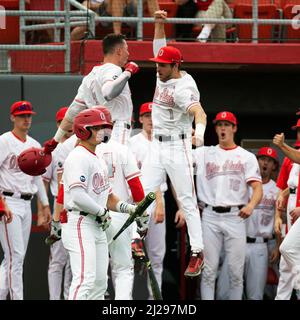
[273,133,285,149]
[124,62,140,75]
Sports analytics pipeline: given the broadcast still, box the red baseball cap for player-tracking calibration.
[55,106,68,122]
[291,118,300,130]
[213,111,237,126]
[149,46,183,64]
[257,147,279,163]
[139,102,152,116]
[10,101,36,116]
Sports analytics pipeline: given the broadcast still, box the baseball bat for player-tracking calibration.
[45,234,60,246]
[112,192,156,241]
[141,239,163,300]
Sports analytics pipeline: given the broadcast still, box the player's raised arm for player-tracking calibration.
[153,10,167,57]
[189,103,207,147]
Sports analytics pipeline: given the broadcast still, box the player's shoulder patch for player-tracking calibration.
[112,74,118,80]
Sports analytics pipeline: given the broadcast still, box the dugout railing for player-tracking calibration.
[0,0,299,73]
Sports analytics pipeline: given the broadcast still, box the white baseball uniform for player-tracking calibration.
[42,145,72,300]
[276,162,300,300]
[96,139,141,300]
[217,180,278,300]
[0,131,49,300]
[193,145,262,300]
[69,64,133,144]
[141,71,204,254]
[62,145,111,300]
[129,132,167,298]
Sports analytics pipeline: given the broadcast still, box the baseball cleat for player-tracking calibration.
[184,251,204,277]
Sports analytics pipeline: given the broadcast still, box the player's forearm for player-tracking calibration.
[248,181,263,210]
[102,72,131,101]
[279,187,290,199]
[189,103,207,127]
[53,117,73,143]
[34,176,50,207]
[70,187,106,216]
[107,193,121,211]
[279,143,300,164]
[53,201,63,221]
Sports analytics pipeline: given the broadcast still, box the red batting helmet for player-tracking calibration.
[256,147,279,163]
[149,46,183,64]
[17,147,52,176]
[73,108,113,141]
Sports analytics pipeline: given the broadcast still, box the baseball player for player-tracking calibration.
[0,196,12,224]
[194,111,263,300]
[140,10,207,278]
[42,107,73,300]
[0,101,51,300]
[273,132,300,299]
[96,122,145,300]
[129,102,168,298]
[216,147,280,300]
[272,118,300,300]
[42,33,140,156]
[61,107,148,300]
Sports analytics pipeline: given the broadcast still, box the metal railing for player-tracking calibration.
[0,0,299,73]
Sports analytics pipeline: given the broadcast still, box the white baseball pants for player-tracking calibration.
[141,138,203,252]
[48,240,72,300]
[61,213,109,300]
[0,197,32,300]
[111,121,131,145]
[105,211,134,300]
[200,207,246,300]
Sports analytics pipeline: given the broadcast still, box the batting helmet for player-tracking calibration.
[73,108,113,141]
[17,147,52,176]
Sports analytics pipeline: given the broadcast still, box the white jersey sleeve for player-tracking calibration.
[244,152,263,183]
[174,75,200,112]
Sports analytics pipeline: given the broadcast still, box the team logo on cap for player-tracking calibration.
[158,49,164,56]
[221,112,227,118]
[99,112,105,121]
[267,148,272,155]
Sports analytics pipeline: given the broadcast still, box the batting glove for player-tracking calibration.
[116,201,137,215]
[135,212,149,238]
[51,219,61,240]
[43,138,59,154]
[124,62,140,75]
[96,208,111,231]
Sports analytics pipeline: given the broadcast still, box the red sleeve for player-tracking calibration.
[56,183,64,205]
[296,172,300,208]
[127,176,145,203]
[276,157,293,190]
[0,198,5,214]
